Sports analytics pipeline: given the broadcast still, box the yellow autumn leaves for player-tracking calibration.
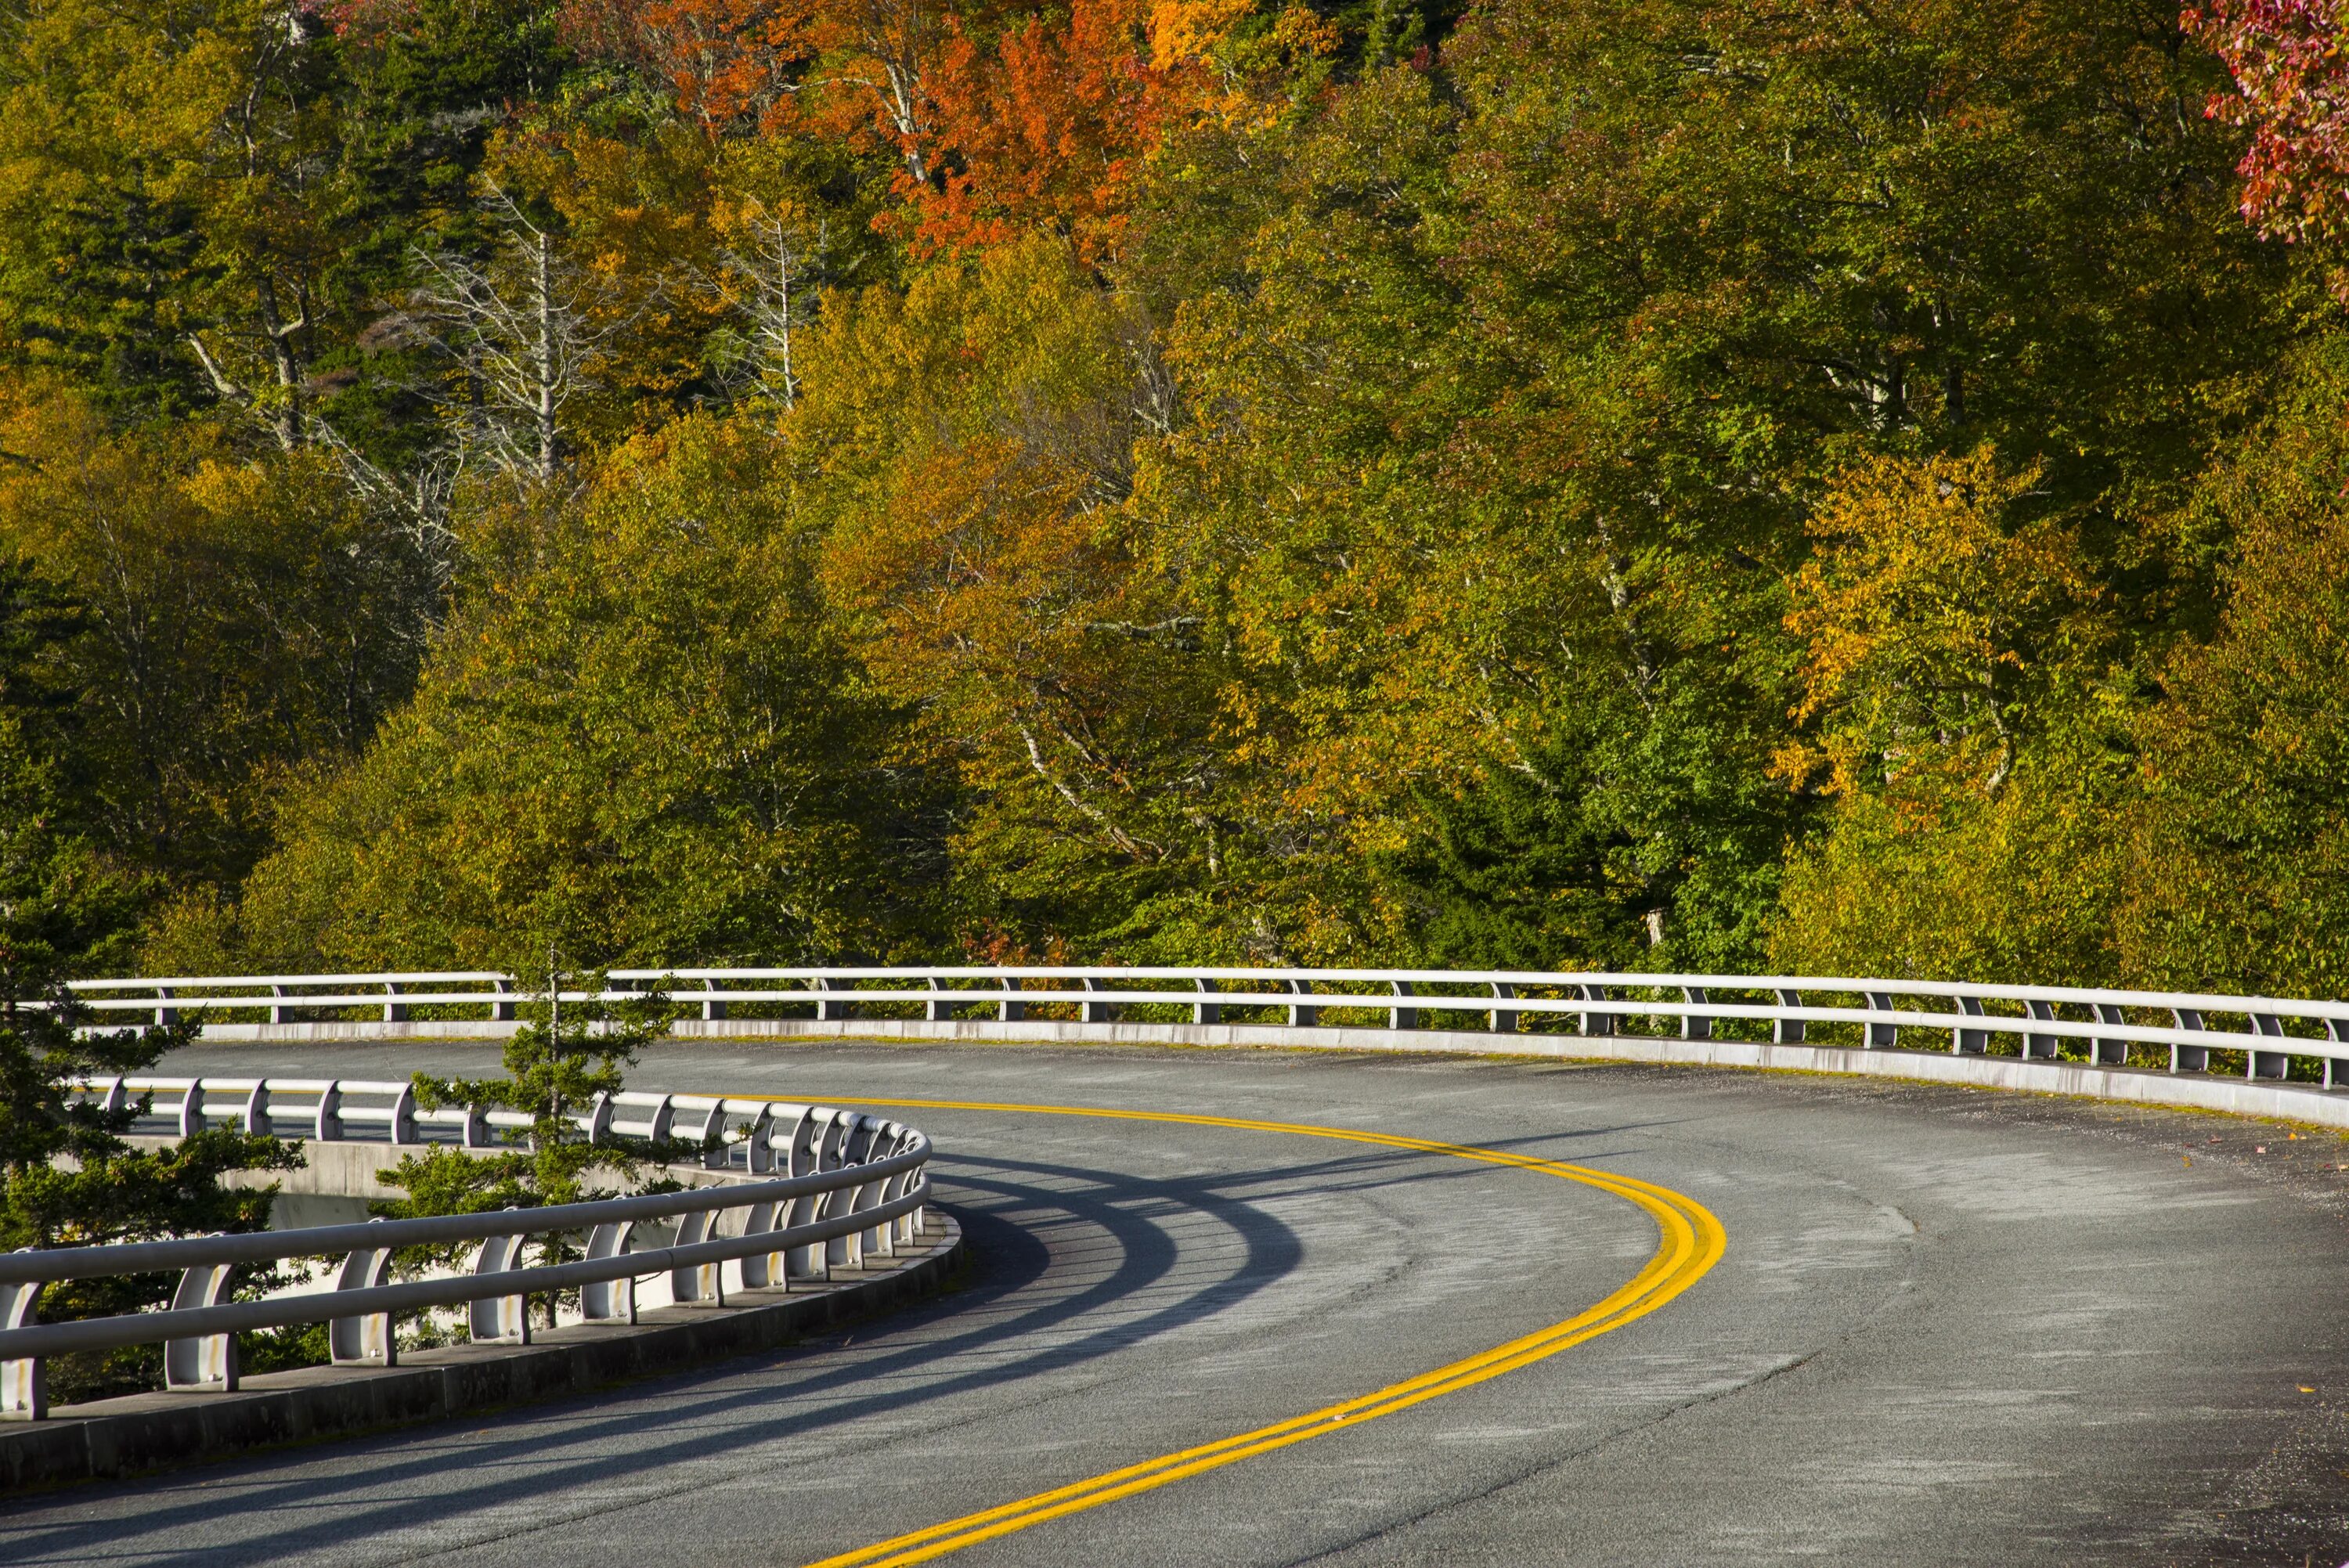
[1781,449,2102,806]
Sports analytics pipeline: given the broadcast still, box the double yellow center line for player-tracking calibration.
[799,1097,1728,1567]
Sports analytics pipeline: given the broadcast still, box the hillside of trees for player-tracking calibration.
[0,0,2344,991]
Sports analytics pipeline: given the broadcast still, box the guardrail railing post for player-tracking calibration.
[826,1117,870,1270]
[1579,984,1615,1037]
[162,1260,237,1391]
[886,1167,916,1248]
[697,1100,730,1169]
[928,977,954,1023]
[744,1106,776,1174]
[469,1218,531,1343]
[817,977,853,1022]
[581,1223,637,1321]
[315,1080,344,1141]
[866,1168,897,1257]
[1774,988,1806,1044]
[1954,996,1988,1054]
[178,1080,206,1140]
[2090,1003,2130,1066]
[702,978,726,1023]
[1287,979,1319,1028]
[823,1178,862,1271]
[2171,1008,2210,1072]
[492,977,517,1022]
[1084,977,1116,1024]
[2327,1019,2349,1090]
[269,982,287,1026]
[785,1108,817,1179]
[999,975,1026,1024]
[1492,982,1518,1035]
[1864,992,1898,1049]
[2023,999,2060,1060]
[390,1084,418,1145]
[788,1113,832,1280]
[1,1259,44,1420]
[328,1221,395,1366]
[674,1206,727,1303]
[154,984,175,1026]
[383,980,406,1024]
[1681,986,1712,1040]
[857,1128,897,1257]
[881,1134,918,1246]
[2250,1014,2289,1080]
[1389,980,1418,1031]
[752,1199,796,1284]
[855,1126,888,1258]
[1193,978,1220,1026]
[240,1081,270,1135]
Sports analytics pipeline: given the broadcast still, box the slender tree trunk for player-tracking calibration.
[254,276,304,452]
[774,239,796,409]
[534,234,557,482]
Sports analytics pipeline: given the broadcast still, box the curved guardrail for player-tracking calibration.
[0,1082,933,1422]
[60,966,2349,1086]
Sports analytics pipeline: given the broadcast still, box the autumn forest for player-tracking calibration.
[0,0,2344,996]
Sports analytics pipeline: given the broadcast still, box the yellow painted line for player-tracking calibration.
[778,1095,1727,1568]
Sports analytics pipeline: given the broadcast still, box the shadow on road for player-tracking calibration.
[0,1152,1306,1562]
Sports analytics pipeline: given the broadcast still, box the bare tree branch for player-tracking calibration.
[709,203,839,409]
[400,186,633,486]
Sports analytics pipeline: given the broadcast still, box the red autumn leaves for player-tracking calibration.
[2192,0,2349,250]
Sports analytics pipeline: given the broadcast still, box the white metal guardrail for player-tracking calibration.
[0,1080,933,1422]
[60,967,2349,1087]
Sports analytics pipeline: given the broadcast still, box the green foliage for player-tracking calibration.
[0,0,571,451]
[800,236,1243,956]
[206,413,951,971]
[1387,673,1800,973]
[2118,336,2349,996]
[1772,742,2132,986]
[0,387,434,892]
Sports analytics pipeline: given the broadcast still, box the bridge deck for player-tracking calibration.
[3,1036,2342,1563]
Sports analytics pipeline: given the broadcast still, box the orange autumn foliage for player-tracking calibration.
[566,0,1255,264]
[907,0,1323,261]
[562,0,946,170]
[909,0,1188,262]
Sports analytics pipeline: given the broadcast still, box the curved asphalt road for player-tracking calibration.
[6,1038,2349,1564]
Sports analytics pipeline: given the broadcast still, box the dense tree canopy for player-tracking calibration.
[0,0,2340,993]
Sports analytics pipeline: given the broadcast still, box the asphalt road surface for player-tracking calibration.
[7,1037,2349,1566]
